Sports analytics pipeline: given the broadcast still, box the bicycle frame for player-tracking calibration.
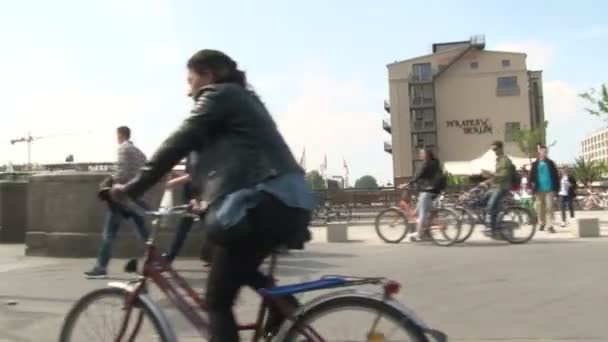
[111,239,320,341]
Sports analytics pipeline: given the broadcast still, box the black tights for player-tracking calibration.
[205,193,311,342]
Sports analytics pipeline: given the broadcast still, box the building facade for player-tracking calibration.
[383,35,545,183]
[581,128,608,163]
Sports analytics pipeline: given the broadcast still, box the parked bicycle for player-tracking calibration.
[581,188,608,210]
[311,203,353,225]
[451,184,537,244]
[374,184,461,246]
[59,189,447,341]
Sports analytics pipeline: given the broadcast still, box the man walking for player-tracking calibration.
[163,152,200,263]
[558,165,577,227]
[84,126,149,278]
[530,145,560,233]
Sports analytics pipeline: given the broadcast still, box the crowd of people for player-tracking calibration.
[405,141,579,241]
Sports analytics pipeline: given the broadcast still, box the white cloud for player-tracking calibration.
[0,44,149,165]
[495,40,555,70]
[259,66,392,182]
[543,80,579,122]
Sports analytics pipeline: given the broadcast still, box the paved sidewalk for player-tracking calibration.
[0,223,607,341]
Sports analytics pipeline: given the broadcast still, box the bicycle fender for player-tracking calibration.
[108,281,137,292]
[273,289,446,341]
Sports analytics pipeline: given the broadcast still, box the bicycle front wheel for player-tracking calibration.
[59,287,176,342]
[279,295,428,341]
[428,208,461,247]
[498,206,537,244]
[375,208,410,243]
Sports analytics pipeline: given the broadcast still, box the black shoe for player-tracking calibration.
[539,224,545,231]
[547,226,557,234]
[84,267,107,279]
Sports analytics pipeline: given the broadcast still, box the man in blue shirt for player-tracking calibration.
[530,146,560,233]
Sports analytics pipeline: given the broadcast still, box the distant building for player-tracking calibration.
[581,128,608,163]
[384,35,545,184]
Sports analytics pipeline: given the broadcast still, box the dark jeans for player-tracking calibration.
[559,195,575,222]
[205,193,311,342]
[486,188,509,231]
[165,216,194,263]
[96,208,149,270]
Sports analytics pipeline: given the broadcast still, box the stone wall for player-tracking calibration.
[24,171,206,258]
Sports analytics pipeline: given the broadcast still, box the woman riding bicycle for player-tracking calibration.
[111,49,316,341]
[408,148,442,242]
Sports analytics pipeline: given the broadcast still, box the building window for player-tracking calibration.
[411,109,435,131]
[496,76,520,96]
[410,84,434,106]
[502,59,511,67]
[505,122,521,142]
[470,61,479,69]
[412,63,432,81]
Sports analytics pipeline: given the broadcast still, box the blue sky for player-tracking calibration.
[1,0,607,183]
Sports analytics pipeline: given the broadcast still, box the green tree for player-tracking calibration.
[572,157,606,186]
[579,84,608,120]
[354,175,379,189]
[444,170,467,186]
[305,170,326,190]
[512,121,548,161]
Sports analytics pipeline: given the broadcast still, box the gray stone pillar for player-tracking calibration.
[0,181,28,242]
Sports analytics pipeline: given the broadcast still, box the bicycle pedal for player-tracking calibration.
[124,259,138,273]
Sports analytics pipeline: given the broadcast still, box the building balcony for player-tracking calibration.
[382,119,391,134]
[384,99,390,113]
[384,142,392,154]
[410,97,435,108]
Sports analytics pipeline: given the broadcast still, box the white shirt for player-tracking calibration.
[559,175,570,196]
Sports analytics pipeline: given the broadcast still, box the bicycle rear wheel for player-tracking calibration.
[498,206,537,244]
[59,287,175,342]
[375,208,410,243]
[454,207,476,243]
[428,207,461,247]
[279,295,428,341]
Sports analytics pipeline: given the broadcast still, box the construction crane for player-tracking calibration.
[9,130,93,169]
[9,132,42,168]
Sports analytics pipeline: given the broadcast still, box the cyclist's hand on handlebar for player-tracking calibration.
[188,199,208,214]
[110,183,127,201]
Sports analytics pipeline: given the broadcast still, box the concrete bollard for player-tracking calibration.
[572,218,600,238]
[326,223,348,243]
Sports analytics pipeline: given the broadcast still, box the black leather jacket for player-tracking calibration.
[124,83,304,204]
[410,158,441,194]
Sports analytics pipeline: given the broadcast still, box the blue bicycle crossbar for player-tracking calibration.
[260,277,348,297]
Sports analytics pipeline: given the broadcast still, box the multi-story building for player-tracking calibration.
[383,35,545,183]
[581,128,608,163]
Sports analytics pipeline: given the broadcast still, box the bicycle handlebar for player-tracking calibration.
[98,187,200,220]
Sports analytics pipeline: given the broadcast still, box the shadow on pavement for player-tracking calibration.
[453,239,588,247]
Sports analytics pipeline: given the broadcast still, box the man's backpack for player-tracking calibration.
[509,161,521,188]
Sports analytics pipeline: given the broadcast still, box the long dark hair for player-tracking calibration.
[187,49,247,87]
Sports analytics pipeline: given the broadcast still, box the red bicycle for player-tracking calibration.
[59,193,446,341]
